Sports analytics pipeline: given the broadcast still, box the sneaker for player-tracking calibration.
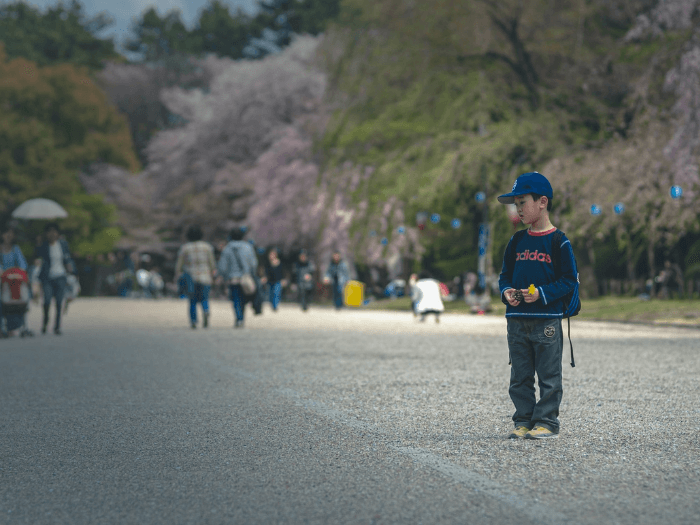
[525,426,559,439]
[54,328,62,336]
[507,426,529,439]
[191,322,197,330]
[203,312,209,328]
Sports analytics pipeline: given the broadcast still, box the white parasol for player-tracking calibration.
[11,198,68,219]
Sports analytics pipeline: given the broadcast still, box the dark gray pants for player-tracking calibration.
[43,276,67,331]
[507,317,563,432]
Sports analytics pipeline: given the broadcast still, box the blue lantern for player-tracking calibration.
[475,191,486,203]
[381,237,388,245]
[614,203,625,215]
[369,230,377,237]
[240,225,248,232]
[590,204,602,216]
[451,218,461,229]
[397,226,406,234]
[670,185,683,199]
[430,213,441,224]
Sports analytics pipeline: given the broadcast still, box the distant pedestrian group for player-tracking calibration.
[172,225,360,328]
[1,222,77,338]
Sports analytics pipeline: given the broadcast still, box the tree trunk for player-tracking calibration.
[482,2,540,108]
[647,234,656,297]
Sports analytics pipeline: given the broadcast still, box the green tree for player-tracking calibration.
[0,46,140,254]
[193,0,252,58]
[0,0,119,68]
[124,7,201,62]
[125,0,342,62]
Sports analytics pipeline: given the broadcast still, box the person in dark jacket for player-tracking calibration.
[261,248,285,312]
[293,249,315,311]
[36,222,74,335]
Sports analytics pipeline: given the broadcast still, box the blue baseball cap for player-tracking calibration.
[497,172,553,204]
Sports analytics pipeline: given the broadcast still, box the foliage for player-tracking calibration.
[0,46,139,255]
[97,58,212,164]
[245,0,342,58]
[313,0,700,283]
[195,0,253,59]
[87,37,331,255]
[0,0,119,68]
[124,7,204,62]
[125,0,342,62]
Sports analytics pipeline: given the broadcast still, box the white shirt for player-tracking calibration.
[411,279,445,313]
[48,241,66,279]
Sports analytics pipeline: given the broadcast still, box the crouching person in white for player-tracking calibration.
[412,270,444,323]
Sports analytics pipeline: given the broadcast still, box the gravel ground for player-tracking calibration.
[1,298,698,524]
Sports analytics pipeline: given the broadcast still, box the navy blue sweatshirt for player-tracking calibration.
[498,227,578,318]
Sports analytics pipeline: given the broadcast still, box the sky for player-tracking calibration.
[21,0,260,50]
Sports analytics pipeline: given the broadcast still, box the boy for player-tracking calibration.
[497,172,578,439]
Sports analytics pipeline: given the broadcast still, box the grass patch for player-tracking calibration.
[363,295,700,326]
[362,296,506,315]
[578,297,700,325]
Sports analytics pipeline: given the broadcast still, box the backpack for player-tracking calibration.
[550,230,581,319]
[511,228,580,367]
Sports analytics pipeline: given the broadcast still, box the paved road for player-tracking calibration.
[1,298,698,524]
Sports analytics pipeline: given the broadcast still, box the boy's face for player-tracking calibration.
[513,194,547,225]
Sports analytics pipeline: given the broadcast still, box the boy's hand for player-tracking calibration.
[522,287,540,303]
[504,288,521,306]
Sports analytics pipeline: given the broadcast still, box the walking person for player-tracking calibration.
[217,227,258,328]
[260,248,285,312]
[36,222,75,335]
[174,225,216,329]
[411,270,445,323]
[1,223,29,337]
[497,172,579,440]
[293,249,315,311]
[323,250,350,310]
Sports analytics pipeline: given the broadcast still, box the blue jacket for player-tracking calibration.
[498,228,578,318]
[217,241,258,281]
[37,239,74,283]
[1,245,27,272]
[325,260,350,289]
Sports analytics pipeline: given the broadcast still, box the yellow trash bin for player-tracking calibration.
[344,280,364,307]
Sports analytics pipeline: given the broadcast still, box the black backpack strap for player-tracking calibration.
[550,229,564,274]
[551,230,576,367]
[567,317,575,368]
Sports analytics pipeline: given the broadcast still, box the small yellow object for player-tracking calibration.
[528,284,536,295]
[344,280,364,307]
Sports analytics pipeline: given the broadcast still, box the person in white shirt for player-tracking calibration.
[37,223,74,335]
[411,270,445,324]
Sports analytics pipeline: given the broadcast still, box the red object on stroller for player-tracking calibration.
[1,267,33,337]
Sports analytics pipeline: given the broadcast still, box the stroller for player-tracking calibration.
[1,267,34,337]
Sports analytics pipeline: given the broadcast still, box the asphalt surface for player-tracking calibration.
[1,298,699,524]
